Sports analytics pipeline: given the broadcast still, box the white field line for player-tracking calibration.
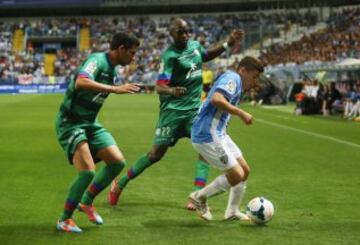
[256,118,360,149]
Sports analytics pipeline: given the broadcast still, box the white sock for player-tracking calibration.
[197,175,230,199]
[226,181,247,213]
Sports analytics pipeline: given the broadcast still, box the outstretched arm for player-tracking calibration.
[75,77,140,94]
[211,91,253,125]
[203,29,244,62]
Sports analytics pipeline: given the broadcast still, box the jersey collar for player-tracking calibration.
[105,52,115,69]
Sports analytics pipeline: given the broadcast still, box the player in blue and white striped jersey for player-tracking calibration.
[189,56,264,221]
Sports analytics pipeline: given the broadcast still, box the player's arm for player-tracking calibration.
[155,55,186,97]
[75,77,140,94]
[155,84,187,97]
[203,29,244,62]
[211,91,253,125]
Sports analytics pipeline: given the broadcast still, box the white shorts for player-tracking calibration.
[192,135,243,171]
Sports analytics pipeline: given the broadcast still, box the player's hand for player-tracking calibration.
[239,111,253,125]
[113,83,140,94]
[171,86,187,97]
[227,29,245,47]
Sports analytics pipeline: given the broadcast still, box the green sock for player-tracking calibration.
[61,170,95,221]
[192,160,210,191]
[118,154,152,189]
[81,161,125,205]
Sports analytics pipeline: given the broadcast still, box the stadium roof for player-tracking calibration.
[0,0,359,17]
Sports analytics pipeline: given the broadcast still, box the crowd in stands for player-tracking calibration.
[260,8,360,66]
[25,18,78,37]
[0,11,320,85]
[2,9,360,121]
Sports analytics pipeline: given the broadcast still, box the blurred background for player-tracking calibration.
[1,0,360,118]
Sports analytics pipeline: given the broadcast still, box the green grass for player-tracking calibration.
[0,94,359,245]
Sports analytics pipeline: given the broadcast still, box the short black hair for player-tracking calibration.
[238,56,264,73]
[110,32,140,50]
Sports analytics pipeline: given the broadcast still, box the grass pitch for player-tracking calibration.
[0,94,359,245]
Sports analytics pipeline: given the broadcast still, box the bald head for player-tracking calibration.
[169,18,188,33]
[169,18,190,49]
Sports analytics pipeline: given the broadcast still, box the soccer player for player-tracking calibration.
[108,18,244,210]
[55,33,140,233]
[189,56,264,221]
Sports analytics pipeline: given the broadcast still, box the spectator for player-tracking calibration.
[323,82,342,115]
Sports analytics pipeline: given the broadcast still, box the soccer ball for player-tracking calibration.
[246,197,274,224]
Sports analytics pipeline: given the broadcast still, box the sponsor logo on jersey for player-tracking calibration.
[178,48,201,61]
[92,92,108,104]
[186,63,202,79]
[193,49,201,57]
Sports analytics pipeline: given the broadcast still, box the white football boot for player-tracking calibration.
[189,191,213,221]
[224,208,250,221]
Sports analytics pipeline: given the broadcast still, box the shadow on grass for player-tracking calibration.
[141,218,269,229]
[141,219,218,229]
[99,199,183,213]
[0,222,104,243]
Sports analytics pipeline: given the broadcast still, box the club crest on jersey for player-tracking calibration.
[84,61,97,74]
[227,80,236,94]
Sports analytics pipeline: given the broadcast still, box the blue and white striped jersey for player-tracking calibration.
[191,70,242,143]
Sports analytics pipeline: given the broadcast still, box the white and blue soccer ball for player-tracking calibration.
[246,197,274,224]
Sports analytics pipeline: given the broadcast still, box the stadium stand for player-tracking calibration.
[0,11,320,85]
[1,1,360,119]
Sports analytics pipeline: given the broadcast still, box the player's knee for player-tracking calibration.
[148,152,163,163]
[147,148,166,163]
[112,160,126,172]
[80,169,96,181]
[149,144,168,162]
[243,166,250,180]
[118,160,126,167]
[226,171,243,186]
[232,174,243,186]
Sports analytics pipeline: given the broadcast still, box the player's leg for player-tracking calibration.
[190,164,244,221]
[186,110,210,210]
[57,141,96,233]
[224,136,250,220]
[108,144,169,205]
[190,139,248,221]
[192,154,210,192]
[80,145,126,223]
[225,158,250,220]
[119,144,168,189]
[109,109,179,205]
[186,154,210,210]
